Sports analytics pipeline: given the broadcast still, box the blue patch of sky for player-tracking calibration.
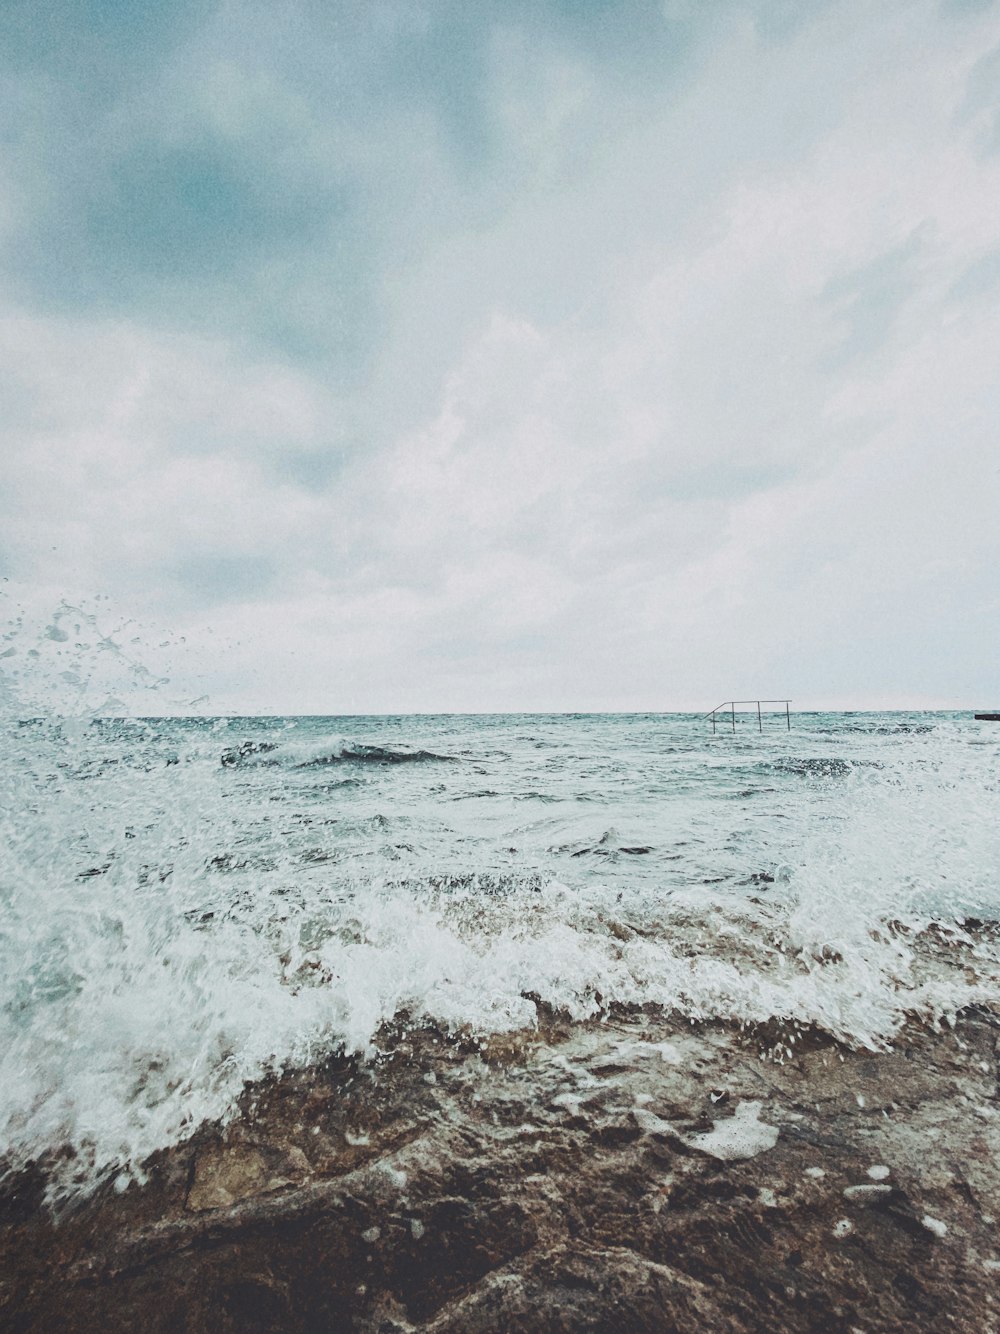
[0,0,211,80]
[84,133,344,278]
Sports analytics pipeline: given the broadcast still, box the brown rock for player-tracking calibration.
[1,1006,998,1332]
[186,1143,313,1212]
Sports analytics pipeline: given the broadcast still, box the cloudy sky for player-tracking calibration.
[1,0,999,714]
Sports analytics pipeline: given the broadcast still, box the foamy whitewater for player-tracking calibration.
[2,652,999,1201]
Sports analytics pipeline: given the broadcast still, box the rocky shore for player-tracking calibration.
[2,1005,998,1332]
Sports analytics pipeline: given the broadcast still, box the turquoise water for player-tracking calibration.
[1,709,998,1200]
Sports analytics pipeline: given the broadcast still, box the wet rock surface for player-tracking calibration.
[2,1010,999,1332]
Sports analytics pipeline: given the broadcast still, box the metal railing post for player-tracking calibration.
[704,701,791,733]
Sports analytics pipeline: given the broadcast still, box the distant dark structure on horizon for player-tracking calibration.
[975,712,1000,721]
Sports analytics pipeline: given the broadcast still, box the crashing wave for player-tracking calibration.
[221,737,455,768]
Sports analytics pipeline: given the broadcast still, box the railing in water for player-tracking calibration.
[705,700,791,733]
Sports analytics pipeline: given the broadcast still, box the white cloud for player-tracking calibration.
[2,0,999,712]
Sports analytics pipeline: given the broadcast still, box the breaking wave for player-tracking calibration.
[0,612,997,1204]
[221,737,456,768]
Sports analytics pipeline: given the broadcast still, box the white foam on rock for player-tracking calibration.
[552,1093,583,1115]
[632,1107,674,1137]
[687,1100,779,1161]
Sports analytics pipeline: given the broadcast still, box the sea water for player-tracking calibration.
[1,705,999,1202]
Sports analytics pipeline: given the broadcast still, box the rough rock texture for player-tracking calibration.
[1,1009,999,1332]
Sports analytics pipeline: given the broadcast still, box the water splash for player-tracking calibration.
[1,614,998,1203]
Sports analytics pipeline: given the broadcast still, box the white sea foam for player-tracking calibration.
[1,617,998,1202]
[686,1101,780,1161]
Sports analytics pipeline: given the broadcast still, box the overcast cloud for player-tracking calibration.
[1,0,999,713]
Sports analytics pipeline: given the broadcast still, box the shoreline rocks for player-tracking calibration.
[1,1007,998,1332]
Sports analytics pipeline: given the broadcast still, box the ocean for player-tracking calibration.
[2,709,998,1204]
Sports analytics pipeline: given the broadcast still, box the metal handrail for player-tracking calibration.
[705,700,791,733]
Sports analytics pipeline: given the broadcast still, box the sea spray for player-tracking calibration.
[1,616,998,1201]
